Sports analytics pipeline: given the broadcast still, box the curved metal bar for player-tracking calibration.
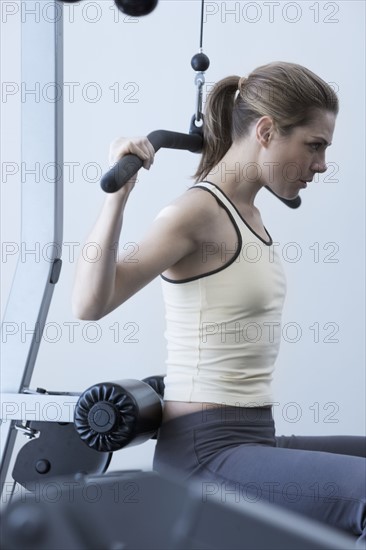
[100,128,301,208]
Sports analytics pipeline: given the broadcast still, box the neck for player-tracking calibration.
[205,143,264,210]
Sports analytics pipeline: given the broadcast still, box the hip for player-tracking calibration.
[154,403,276,481]
[162,400,220,423]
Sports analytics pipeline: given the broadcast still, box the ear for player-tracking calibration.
[256,116,275,147]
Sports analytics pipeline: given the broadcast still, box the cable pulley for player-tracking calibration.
[191,0,210,124]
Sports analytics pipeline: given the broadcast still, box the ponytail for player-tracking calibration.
[193,75,240,183]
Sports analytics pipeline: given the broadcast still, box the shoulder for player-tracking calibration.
[155,185,222,241]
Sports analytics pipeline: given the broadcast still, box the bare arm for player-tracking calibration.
[100,200,200,318]
[71,137,203,320]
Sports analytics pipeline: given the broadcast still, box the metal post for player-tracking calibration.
[0,0,63,495]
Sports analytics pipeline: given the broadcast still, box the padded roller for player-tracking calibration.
[74,379,163,452]
[141,375,165,440]
[141,375,165,399]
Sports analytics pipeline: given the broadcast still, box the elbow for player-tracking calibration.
[74,312,102,321]
[71,300,104,321]
[72,309,98,322]
[73,310,103,322]
[71,286,126,321]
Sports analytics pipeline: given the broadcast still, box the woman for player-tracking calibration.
[72,61,366,544]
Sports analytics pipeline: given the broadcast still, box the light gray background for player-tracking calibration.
[1,0,365,472]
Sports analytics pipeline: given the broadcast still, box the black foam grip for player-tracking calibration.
[264,185,301,208]
[74,379,163,452]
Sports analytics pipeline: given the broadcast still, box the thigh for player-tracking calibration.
[196,443,366,540]
[276,434,366,457]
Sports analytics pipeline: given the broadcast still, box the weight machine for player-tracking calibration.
[0,1,356,548]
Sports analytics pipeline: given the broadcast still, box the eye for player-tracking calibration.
[309,143,322,151]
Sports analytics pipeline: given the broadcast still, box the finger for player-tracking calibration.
[129,142,154,170]
[110,138,154,169]
[112,143,144,165]
[140,139,155,168]
[132,137,155,160]
[146,141,155,168]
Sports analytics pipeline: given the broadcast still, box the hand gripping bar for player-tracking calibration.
[101,129,202,193]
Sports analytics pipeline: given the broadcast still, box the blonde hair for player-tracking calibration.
[193,61,339,183]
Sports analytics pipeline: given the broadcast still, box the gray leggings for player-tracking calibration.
[153,406,366,546]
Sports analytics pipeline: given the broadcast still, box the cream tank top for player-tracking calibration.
[160,181,287,407]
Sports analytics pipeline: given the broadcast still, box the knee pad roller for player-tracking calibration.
[74,378,164,452]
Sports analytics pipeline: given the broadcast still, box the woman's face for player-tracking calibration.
[261,110,337,200]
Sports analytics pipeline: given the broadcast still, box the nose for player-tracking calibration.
[311,154,328,174]
[312,163,327,174]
